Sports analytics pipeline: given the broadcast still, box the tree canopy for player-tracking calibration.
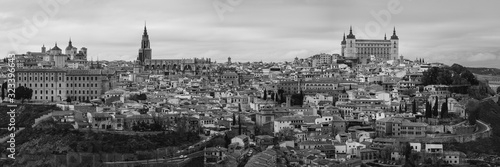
[263,89,267,100]
[425,101,432,118]
[432,98,439,118]
[129,93,147,101]
[1,82,6,100]
[276,127,296,141]
[14,86,33,103]
[466,99,481,125]
[422,64,479,86]
[441,97,449,118]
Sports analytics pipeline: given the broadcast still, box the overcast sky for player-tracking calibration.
[1,0,499,67]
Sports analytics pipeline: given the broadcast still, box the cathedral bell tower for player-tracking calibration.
[138,22,152,65]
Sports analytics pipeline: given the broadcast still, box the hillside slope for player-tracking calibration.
[445,98,500,155]
[467,67,500,76]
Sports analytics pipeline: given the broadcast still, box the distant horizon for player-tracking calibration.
[1,0,499,68]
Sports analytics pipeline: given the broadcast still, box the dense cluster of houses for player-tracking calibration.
[38,54,481,167]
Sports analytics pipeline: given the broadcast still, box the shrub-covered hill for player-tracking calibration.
[422,64,496,99]
[11,121,201,153]
[0,104,61,127]
[0,120,200,166]
[445,98,500,155]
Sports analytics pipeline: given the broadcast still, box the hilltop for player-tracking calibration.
[467,67,500,76]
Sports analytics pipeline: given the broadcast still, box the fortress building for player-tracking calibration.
[341,26,399,64]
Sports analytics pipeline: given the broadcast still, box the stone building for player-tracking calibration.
[341,26,399,64]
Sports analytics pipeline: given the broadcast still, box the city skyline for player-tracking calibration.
[1,0,500,67]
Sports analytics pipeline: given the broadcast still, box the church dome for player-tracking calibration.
[52,43,61,51]
[66,39,74,50]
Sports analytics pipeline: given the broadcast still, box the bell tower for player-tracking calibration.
[138,22,152,64]
[390,27,399,60]
[345,26,357,59]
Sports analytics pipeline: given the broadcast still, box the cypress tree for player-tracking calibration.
[412,100,417,114]
[1,82,5,100]
[299,90,304,106]
[441,97,448,118]
[263,89,267,100]
[232,113,236,126]
[224,134,231,148]
[399,104,403,113]
[281,93,285,103]
[425,101,432,118]
[238,114,242,135]
[433,98,439,118]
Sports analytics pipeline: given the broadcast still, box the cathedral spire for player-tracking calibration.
[143,21,148,36]
[384,33,387,40]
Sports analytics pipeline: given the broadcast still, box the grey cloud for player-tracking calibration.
[1,0,499,67]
